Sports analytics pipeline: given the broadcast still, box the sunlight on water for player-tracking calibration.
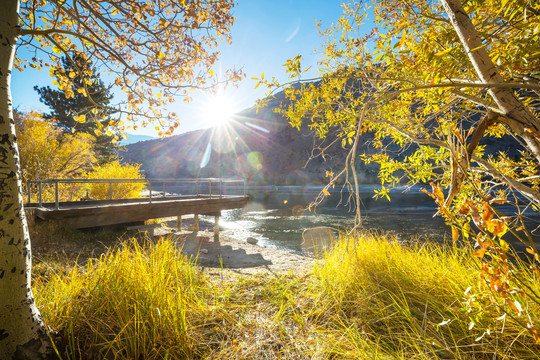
[172,184,540,256]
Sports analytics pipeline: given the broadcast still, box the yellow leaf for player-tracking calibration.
[74,114,86,123]
[52,46,62,54]
[435,47,453,56]
[94,129,103,136]
[500,239,510,252]
[158,51,165,59]
[106,130,113,136]
[452,226,460,242]
[474,247,486,259]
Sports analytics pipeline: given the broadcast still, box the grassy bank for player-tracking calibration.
[33,234,540,359]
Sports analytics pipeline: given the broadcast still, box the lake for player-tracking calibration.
[212,185,443,255]
[211,185,540,257]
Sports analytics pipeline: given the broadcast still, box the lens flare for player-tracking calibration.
[201,91,239,127]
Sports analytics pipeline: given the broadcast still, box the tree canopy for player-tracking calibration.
[17,0,242,136]
[0,0,239,356]
[34,54,122,164]
[262,0,540,341]
[15,110,96,184]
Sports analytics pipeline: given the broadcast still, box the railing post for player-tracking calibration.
[220,179,223,198]
[109,180,113,200]
[27,183,31,204]
[243,180,246,196]
[196,180,199,196]
[209,179,212,198]
[163,182,165,198]
[55,180,59,210]
[149,180,153,203]
[38,181,43,207]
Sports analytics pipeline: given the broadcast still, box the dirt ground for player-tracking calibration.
[30,215,316,276]
[156,216,315,276]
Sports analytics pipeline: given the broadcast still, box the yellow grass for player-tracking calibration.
[33,233,540,359]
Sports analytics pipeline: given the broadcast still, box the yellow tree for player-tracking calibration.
[16,110,96,202]
[0,0,238,356]
[15,110,96,180]
[85,161,145,200]
[264,0,540,341]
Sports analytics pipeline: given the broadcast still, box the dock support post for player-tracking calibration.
[214,214,219,241]
[193,214,199,233]
[55,180,59,209]
[177,216,182,232]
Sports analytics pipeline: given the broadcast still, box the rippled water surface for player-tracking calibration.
[212,186,450,255]
[167,184,540,257]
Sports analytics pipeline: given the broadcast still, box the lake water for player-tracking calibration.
[212,186,444,255]
[208,185,540,256]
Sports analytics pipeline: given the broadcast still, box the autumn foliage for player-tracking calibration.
[16,111,96,201]
[16,111,145,202]
[263,0,540,342]
[17,0,241,137]
[86,161,146,200]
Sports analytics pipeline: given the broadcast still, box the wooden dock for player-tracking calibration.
[25,178,249,235]
[29,195,249,229]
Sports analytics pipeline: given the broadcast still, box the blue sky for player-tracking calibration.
[12,1,350,136]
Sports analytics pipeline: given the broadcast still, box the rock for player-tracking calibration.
[200,248,209,254]
[246,237,258,245]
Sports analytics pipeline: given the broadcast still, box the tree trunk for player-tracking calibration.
[441,0,540,162]
[0,1,54,358]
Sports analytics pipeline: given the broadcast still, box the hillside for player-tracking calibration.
[121,91,364,185]
[122,87,523,186]
[120,133,156,145]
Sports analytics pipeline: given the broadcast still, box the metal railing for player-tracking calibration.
[27,178,247,209]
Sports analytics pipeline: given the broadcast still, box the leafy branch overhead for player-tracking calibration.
[0,0,240,356]
[17,0,243,137]
[262,0,540,342]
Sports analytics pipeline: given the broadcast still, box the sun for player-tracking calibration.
[201,92,238,127]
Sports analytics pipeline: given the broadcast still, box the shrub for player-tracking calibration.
[85,161,146,199]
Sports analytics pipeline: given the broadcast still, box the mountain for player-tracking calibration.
[121,86,523,186]
[120,133,156,145]
[121,91,360,185]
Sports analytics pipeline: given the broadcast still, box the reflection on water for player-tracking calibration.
[216,186,449,255]
[215,185,540,256]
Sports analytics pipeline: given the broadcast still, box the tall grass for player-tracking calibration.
[33,233,540,359]
[308,234,540,359]
[35,239,211,359]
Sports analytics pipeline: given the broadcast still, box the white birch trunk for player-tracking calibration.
[441,0,540,161]
[0,1,53,358]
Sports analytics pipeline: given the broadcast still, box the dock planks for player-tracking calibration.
[29,195,249,229]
